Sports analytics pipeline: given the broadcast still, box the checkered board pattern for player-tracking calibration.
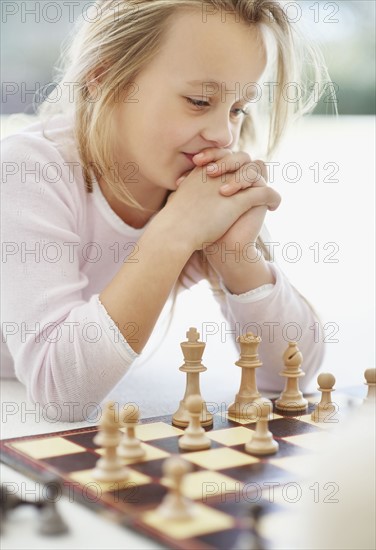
[0,398,344,550]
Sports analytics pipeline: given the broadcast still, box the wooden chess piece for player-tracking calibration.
[179,395,211,451]
[311,373,337,423]
[118,405,146,459]
[245,398,279,456]
[275,342,308,412]
[364,368,376,402]
[157,457,194,520]
[172,328,213,428]
[228,332,262,420]
[92,401,129,482]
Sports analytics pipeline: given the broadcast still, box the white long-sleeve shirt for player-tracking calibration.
[1,114,324,421]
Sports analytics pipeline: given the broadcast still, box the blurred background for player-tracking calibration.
[1,0,375,116]
[0,0,375,393]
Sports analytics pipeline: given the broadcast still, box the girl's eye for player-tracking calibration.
[232,107,249,117]
[186,97,210,108]
[186,98,249,118]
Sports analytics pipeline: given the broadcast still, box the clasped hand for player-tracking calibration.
[174,148,281,255]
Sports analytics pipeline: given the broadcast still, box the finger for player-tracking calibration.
[252,159,268,184]
[204,152,253,180]
[219,180,243,196]
[219,164,267,195]
[192,147,233,166]
[233,161,266,187]
[235,186,281,212]
[193,149,268,185]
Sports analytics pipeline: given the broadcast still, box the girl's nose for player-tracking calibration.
[200,109,234,149]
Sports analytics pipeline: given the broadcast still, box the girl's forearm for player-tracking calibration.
[206,245,275,294]
[99,214,193,354]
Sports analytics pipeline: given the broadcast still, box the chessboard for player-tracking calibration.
[0,396,354,550]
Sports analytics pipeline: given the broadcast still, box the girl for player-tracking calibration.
[1,0,329,421]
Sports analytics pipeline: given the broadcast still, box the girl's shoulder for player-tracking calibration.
[1,113,87,215]
[1,113,77,164]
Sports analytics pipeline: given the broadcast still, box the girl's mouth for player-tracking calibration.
[183,153,196,164]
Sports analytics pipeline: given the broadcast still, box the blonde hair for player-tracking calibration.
[36,0,334,297]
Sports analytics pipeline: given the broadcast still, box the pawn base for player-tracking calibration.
[227,400,259,421]
[245,435,279,456]
[172,400,213,428]
[179,433,211,451]
[311,404,337,423]
[37,504,69,535]
[275,396,308,412]
[118,440,146,459]
[92,457,129,482]
[157,495,195,521]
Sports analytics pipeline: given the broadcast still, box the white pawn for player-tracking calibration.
[245,398,279,456]
[92,401,129,482]
[311,373,337,423]
[179,395,211,451]
[157,457,194,520]
[118,406,146,459]
[364,368,376,402]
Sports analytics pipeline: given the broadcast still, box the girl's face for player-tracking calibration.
[114,9,267,195]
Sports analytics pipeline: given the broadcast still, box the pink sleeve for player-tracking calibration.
[218,262,325,392]
[181,254,324,392]
[1,136,139,421]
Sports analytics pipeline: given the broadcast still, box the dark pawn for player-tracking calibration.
[231,504,267,550]
[0,483,44,534]
[37,478,69,536]
[249,504,266,550]
[1,484,22,517]
[1,484,21,533]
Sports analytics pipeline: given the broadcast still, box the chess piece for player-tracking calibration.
[232,504,266,550]
[364,368,376,402]
[157,457,194,520]
[0,480,68,537]
[118,405,146,459]
[275,342,308,412]
[38,477,69,536]
[245,398,279,455]
[311,373,337,423]
[248,503,266,550]
[228,332,262,420]
[172,328,213,427]
[38,502,69,536]
[92,401,129,482]
[38,498,69,536]
[179,395,211,451]
[0,484,41,535]
[0,484,24,519]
